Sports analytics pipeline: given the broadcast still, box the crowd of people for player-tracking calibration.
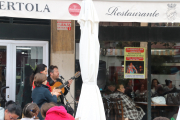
[2,100,74,120]
[1,63,75,120]
[102,78,179,120]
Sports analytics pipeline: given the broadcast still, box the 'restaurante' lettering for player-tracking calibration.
[106,6,159,17]
[0,1,50,12]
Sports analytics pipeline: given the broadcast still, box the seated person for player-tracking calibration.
[135,84,147,97]
[103,83,116,99]
[164,79,176,93]
[151,79,162,96]
[154,84,175,97]
[110,84,145,120]
[125,80,133,98]
[107,84,116,93]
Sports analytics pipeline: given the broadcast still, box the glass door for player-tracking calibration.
[0,40,48,108]
[0,42,12,107]
[12,41,48,108]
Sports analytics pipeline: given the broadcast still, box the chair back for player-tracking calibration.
[110,98,124,120]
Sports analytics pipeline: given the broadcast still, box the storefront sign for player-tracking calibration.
[57,20,71,30]
[124,47,145,79]
[0,1,180,22]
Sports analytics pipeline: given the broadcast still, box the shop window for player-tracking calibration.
[151,23,180,27]
[75,41,148,120]
[75,21,140,26]
[151,42,179,120]
[0,17,50,25]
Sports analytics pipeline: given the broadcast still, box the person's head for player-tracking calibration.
[151,79,159,89]
[107,85,116,92]
[48,65,59,80]
[157,85,164,95]
[41,102,57,118]
[130,62,133,66]
[117,84,125,93]
[22,103,39,119]
[30,64,47,85]
[4,100,22,120]
[34,73,47,87]
[165,80,172,88]
[140,84,145,91]
[128,80,132,86]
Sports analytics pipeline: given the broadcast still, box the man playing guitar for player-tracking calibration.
[47,65,73,115]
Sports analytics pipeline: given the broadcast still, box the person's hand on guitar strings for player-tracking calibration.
[52,88,61,97]
[68,79,73,87]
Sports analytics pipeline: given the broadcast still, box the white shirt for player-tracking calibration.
[0,107,4,120]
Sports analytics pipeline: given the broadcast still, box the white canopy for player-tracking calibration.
[0,0,180,22]
[75,0,106,120]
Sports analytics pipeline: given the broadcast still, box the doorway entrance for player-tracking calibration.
[0,40,48,108]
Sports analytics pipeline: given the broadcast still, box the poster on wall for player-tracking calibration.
[124,47,145,79]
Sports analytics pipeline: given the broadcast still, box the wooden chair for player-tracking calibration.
[110,98,125,120]
[103,98,115,120]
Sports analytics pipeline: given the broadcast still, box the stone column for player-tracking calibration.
[51,20,75,108]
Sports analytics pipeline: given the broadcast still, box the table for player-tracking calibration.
[136,102,179,106]
[136,102,179,118]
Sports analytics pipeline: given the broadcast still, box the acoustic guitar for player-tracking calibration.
[50,71,81,94]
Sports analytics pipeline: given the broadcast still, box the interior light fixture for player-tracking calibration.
[16,47,31,50]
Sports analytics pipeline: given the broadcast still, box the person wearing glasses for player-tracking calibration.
[3,100,22,120]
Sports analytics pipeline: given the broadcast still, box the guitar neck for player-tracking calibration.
[56,76,77,89]
[57,81,69,89]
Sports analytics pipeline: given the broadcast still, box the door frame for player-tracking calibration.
[0,40,49,101]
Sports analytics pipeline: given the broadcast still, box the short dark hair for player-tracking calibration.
[48,65,58,75]
[41,102,57,118]
[34,73,47,87]
[5,100,22,117]
[23,103,39,118]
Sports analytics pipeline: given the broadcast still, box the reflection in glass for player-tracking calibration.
[0,46,6,107]
[15,46,43,109]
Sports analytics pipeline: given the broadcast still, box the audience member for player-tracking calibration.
[164,79,176,93]
[3,100,22,120]
[135,84,147,97]
[32,73,60,120]
[21,103,40,120]
[153,117,170,120]
[30,64,52,92]
[41,102,74,120]
[110,84,145,120]
[106,84,116,94]
[41,102,57,118]
[151,79,162,96]
[125,80,133,98]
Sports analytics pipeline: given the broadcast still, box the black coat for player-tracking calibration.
[32,84,57,120]
[47,76,70,105]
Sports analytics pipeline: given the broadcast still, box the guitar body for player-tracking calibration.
[51,82,65,94]
[50,71,81,96]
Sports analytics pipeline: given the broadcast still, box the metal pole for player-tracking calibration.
[147,42,151,120]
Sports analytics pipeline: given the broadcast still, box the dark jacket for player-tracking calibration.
[47,76,70,105]
[32,84,57,120]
